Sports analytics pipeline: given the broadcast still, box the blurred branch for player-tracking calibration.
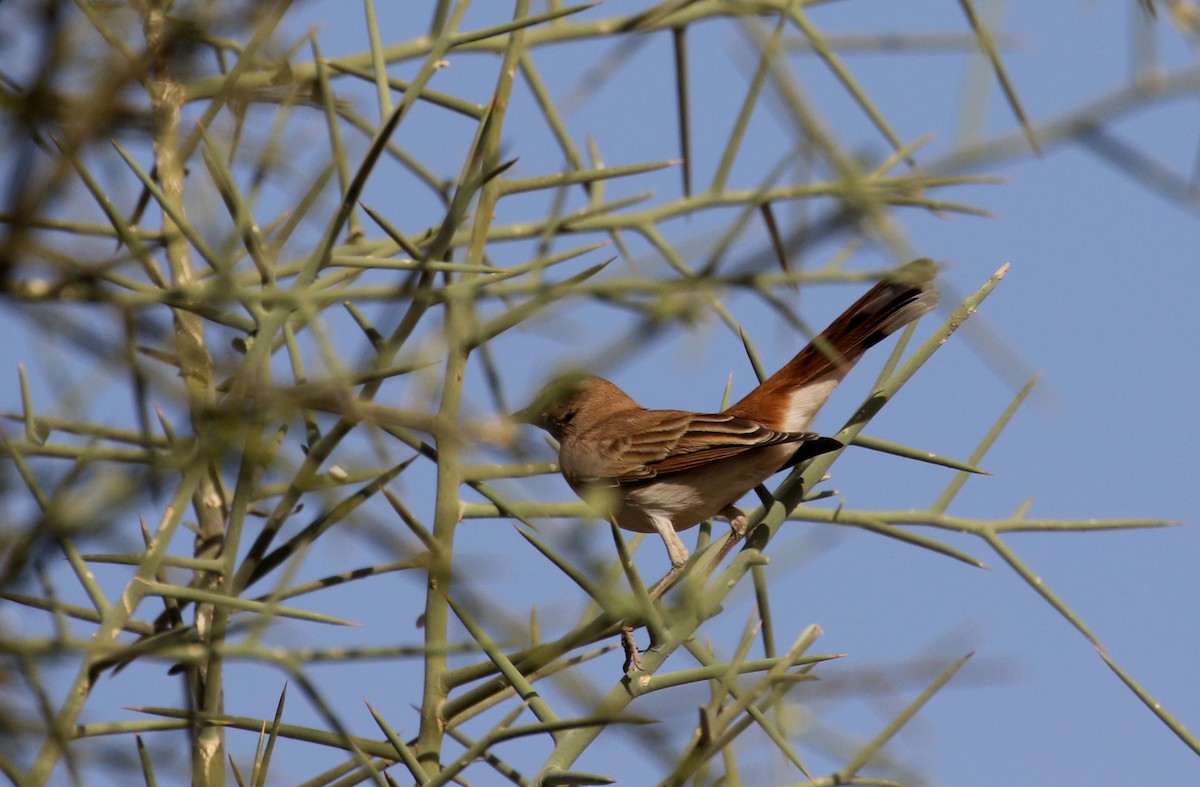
[0,0,1191,784]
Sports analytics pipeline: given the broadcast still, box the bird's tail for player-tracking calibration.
[726,259,939,432]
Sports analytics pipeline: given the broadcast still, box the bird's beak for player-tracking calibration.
[509,402,538,426]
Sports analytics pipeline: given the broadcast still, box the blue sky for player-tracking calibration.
[4,1,1199,784]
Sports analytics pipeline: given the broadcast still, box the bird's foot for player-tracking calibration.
[620,623,643,673]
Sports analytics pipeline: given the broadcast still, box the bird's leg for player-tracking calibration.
[706,505,748,578]
[647,518,690,600]
[619,516,688,672]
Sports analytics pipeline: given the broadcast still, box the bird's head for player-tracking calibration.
[512,374,635,441]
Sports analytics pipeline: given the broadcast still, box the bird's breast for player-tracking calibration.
[581,443,795,534]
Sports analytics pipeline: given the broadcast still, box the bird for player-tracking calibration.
[516,260,940,596]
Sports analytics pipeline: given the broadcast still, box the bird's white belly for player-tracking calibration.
[613,444,793,533]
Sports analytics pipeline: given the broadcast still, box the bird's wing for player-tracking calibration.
[564,410,818,485]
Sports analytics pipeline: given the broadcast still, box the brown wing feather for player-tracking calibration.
[583,411,816,484]
[636,432,810,477]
